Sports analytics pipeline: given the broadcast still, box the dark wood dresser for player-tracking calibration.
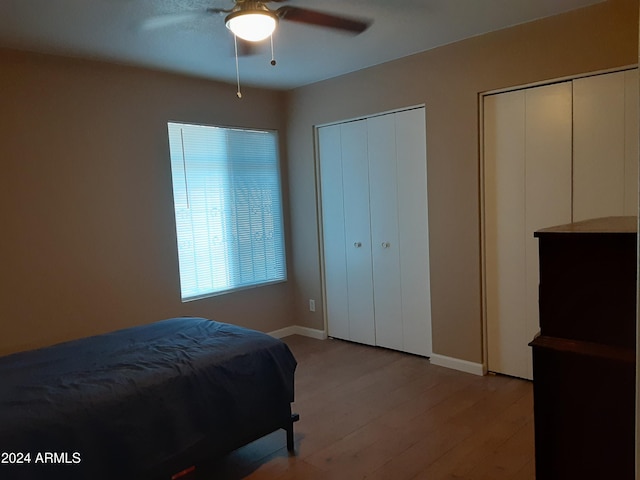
[530,216,637,480]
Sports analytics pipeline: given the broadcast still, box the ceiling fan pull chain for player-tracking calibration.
[270,33,276,66]
[233,34,242,98]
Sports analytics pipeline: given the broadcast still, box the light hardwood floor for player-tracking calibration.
[198,335,535,480]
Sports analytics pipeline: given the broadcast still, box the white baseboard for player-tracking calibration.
[269,325,327,340]
[269,330,483,376]
[429,353,486,376]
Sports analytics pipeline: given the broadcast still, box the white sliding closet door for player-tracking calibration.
[573,70,639,220]
[318,124,350,341]
[484,68,638,380]
[484,82,572,379]
[319,120,376,345]
[523,84,573,379]
[368,114,403,351]
[485,90,528,379]
[395,109,432,357]
[341,120,376,346]
[573,72,627,221]
[319,107,432,356]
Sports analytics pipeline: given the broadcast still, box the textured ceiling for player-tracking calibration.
[0,0,605,89]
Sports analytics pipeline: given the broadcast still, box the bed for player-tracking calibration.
[0,317,298,479]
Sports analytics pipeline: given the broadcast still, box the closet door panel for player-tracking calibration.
[395,108,432,356]
[484,90,528,379]
[319,108,432,356]
[624,69,639,216]
[524,82,573,379]
[318,125,350,341]
[341,120,376,346]
[573,72,626,221]
[368,114,403,351]
[484,68,636,380]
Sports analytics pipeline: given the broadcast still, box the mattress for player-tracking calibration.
[0,317,297,479]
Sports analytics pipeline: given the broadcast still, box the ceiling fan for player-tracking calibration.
[223,0,370,41]
[142,0,371,41]
[142,0,370,97]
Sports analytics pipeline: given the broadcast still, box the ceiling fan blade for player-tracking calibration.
[139,8,228,31]
[205,7,233,15]
[276,6,370,34]
[140,12,205,31]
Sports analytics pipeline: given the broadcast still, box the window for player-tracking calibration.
[167,122,286,301]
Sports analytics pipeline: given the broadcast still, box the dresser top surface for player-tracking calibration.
[534,216,638,236]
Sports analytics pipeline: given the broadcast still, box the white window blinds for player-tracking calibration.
[167,122,286,301]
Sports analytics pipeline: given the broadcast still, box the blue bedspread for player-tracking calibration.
[0,317,297,479]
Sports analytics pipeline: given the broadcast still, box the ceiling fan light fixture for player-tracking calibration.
[225,10,278,42]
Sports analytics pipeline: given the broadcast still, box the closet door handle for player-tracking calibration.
[381,242,391,248]
[354,242,362,248]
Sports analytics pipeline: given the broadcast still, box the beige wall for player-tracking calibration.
[1,0,637,363]
[286,0,639,363]
[0,49,293,356]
